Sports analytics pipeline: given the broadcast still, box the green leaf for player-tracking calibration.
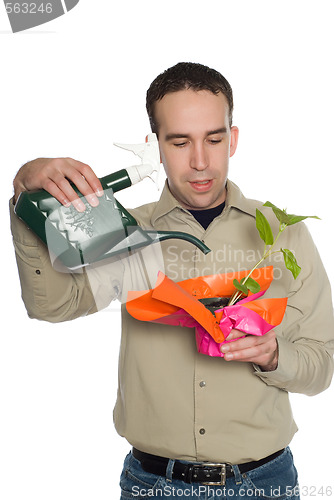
[281,248,301,279]
[244,277,261,293]
[233,279,248,295]
[263,201,290,225]
[263,201,278,210]
[286,214,320,226]
[256,209,274,245]
[264,202,320,226]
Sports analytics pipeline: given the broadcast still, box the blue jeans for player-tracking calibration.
[119,447,300,499]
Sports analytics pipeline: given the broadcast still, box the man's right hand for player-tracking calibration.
[13,157,104,212]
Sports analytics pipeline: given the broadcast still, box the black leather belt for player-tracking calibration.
[132,447,284,486]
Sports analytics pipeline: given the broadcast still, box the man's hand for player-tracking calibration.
[220,329,278,372]
[13,157,104,211]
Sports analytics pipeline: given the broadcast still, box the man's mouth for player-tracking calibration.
[189,179,213,191]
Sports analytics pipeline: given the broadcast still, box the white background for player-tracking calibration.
[1,1,334,499]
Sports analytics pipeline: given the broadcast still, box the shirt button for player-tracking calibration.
[199,381,206,388]
[35,269,41,275]
[199,428,206,435]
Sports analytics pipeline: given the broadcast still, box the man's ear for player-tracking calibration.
[229,126,239,158]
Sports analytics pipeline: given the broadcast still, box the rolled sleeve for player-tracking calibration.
[10,198,101,322]
[255,223,334,396]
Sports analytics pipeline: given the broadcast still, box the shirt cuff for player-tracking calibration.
[253,336,299,389]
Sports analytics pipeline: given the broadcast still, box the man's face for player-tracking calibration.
[155,89,239,210]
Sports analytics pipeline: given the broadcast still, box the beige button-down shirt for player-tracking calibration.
[10,180,334,464]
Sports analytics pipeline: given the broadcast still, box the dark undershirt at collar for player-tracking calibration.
[188,202,226,230]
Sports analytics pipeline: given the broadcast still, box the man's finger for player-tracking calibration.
[224,329,246,341]
[65,158,104,197]
[47,158,103,210]
[222,334,263,352]
[40,178,72,208]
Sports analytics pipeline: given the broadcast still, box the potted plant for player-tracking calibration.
[126,202,319,357]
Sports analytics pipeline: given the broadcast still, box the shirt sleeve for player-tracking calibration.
[254,222,334,396]
[9,198,122,323]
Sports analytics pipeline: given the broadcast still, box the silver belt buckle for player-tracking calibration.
[197,462,227,486]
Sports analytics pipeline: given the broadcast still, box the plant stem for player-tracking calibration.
[227,224,287,306]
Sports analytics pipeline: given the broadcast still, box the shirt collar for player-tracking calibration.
[225,179,258,218]
[151,178,257,225]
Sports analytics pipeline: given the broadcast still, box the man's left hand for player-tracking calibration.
[220,329,278,372]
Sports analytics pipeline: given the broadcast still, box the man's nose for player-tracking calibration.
[190,143,208,171]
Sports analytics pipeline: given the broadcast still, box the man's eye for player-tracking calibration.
[209,138,222,144]
[174,142,187,147]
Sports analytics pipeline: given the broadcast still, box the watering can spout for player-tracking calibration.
[146,231,210,255]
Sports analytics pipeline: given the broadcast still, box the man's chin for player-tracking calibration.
[184,192,227,211]
[168,182,226,211]
[181,197,222,211]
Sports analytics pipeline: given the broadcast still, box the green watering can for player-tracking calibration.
[14,134,210,269]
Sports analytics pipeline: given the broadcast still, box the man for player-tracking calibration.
[11,62,334,499]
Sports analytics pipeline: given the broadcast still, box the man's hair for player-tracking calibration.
[146,62,234,134]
